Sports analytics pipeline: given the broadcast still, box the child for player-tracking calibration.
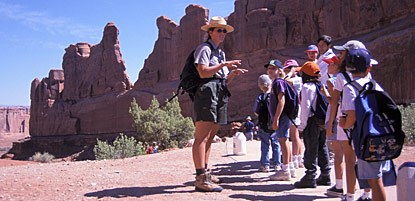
[264,59,295,181]
[321,55,348,197]
[329,40,374,201]
[283,59,304,169]
[253,74,281,172]
[305,45,319,63]
[340,48,387,201]
[294,61,331,188]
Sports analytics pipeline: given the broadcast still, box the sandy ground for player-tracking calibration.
[0,136,413,201]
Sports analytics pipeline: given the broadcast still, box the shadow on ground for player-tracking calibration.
[84,184,193,199]
[230,194,329,201]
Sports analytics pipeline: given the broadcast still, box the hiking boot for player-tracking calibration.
[269,170,291,181]
[195,173,223,192]
[258,165,270,172]
[294,176,317,188]
[326,185,344,197]
[207,173,221,184]
[316,175,331,186]
[206,170,221,184]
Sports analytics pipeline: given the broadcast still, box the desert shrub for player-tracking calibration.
[94,134,145,160]
[398,103,415,145]
[129,96,194,150]
[30,152,55,163]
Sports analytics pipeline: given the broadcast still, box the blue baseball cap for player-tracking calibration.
[345,48,372,73]
[264,59,283,69]
[305,45,319,52]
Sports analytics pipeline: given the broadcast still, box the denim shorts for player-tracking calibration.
[356,159,388,179]
[271,114,291,139]
[193,79,229,124]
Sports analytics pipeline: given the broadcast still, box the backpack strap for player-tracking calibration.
[342,71,352,83]
[310,82,320,115]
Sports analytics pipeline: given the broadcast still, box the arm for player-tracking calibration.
[339,110,356,129]
[197,61,238,78]
[226,68,248,84]
[272,92,285,130]
[326,89,340,136]
[322,80,333,102]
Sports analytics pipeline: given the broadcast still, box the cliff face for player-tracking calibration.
[30,0,415,137]
[0,106,29,134]
[137,0,415,119]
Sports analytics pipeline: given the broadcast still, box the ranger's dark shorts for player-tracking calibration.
[193,79,230,125]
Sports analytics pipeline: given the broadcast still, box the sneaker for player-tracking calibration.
[326,185,344,197]
[298,161,305,168]
[274,165,282,171]
[290,168,297,178]
[258,165,270,172]
[293,160,299,169]
[341,194,355,201]
[294,176,316,188]
[356,195,372,201]
[269,170,291,181]
[316,175,331,186]
[195,173,223,192]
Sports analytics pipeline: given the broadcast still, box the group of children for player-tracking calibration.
[253,35,391,201]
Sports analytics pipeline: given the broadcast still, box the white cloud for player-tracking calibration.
[0,2,100,40]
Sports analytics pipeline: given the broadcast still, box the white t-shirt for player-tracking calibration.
[298,82,317,131]
[342,77,384,111]
[317,49,335,86]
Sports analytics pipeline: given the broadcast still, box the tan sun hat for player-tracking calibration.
[201,16,234,33]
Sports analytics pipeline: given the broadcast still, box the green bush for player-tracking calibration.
[30,152,55,163]
[94,134,145,160]
[129,96,194,150]
[398,103,415,145]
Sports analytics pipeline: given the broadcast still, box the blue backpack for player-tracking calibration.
[310,82,329,121]
[348,80,405,162]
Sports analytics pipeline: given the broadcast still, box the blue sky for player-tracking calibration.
[0,0,233,106]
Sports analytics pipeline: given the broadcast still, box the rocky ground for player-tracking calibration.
[0,134,413,200]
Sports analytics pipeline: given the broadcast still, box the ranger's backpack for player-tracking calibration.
[349,80,405,162]
[310,82,329,121]
[257,93,274,133]
[169,42,213,102]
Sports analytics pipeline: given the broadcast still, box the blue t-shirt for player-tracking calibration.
[269,78,287,120]
[244,121,254,132]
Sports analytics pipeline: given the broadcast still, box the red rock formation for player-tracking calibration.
[0,106,29,134]
[19,1,415,159]
[30,23,134,136]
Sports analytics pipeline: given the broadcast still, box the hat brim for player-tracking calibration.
[333,45,346,51]
[294,67,302,72]
[370,59,379,66]
[201,24,234,33]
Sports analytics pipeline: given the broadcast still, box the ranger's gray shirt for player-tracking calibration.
[193,39,229,78]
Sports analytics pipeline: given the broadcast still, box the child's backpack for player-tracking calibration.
[349,80,405,162]
[257,93,274,133]
[278,78,300,121]
[310,82,329,121]
[168,42,213,102]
